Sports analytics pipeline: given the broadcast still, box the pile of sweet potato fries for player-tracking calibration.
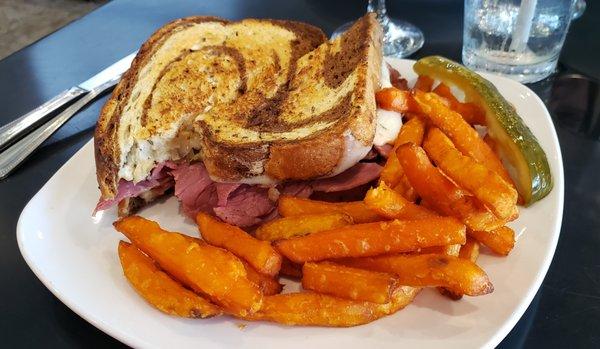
[113,75,519,327]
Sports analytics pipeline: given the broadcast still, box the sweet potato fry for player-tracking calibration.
[420,244,461,257]
[242,261,283,296]
[460,238,481,262]
[393,181,418,202]
[118,241,222,318]
[397,143,505,231]
[280,258,303,279]
[413,91,513,185]
[437,238,480,300]
[339,253,493,296]
[275,217,466,263]
[196,212,282,276]
[437,287,464,301]
[483,134,525,205]
[414,75,434,92]
[396,114,427,146]
[364,182,437,220]
[454,102,486,126]
[380,158,418,201]
[380,116,426,193]
[418,241,462,299]
[243,287,419,327]
[278,196,383,224]
[188,232,282,295]
[432,82,456,101]
[483,133,497,151]
[256,213,353,242]
[423,128,518,220]
[375,87,420,113]
[379,152,403,188]
[469,226,515,256]
[114,216,262,316]
[425,244,463,299]
[432,83,486,125]
[302,262,398,304]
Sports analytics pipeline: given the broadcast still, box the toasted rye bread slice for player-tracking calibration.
[197,14,383,182]
[95,16,326,201]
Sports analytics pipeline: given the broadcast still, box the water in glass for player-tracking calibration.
[463,0,576,83]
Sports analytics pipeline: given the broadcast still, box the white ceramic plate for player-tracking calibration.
[17,59,564,349]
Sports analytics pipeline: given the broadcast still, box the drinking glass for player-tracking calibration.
[332,0,424,57]
[462,0,576,83]
[572,0,586,19]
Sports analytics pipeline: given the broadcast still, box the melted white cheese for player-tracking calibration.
[373,109,403,146]
[329,130,373,177]
[380,63,392,89]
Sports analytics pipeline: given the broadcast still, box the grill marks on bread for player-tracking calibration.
[323,15,368,89]
[108,18,323,186]
[252,19,367,132]
[199,15,379,142]
[140,46,247,129]
[198,15,382,181]
[95,17,234,198]
[95,16,327,198]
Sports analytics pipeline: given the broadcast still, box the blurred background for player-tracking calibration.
[0,0,596,80]
[0,0,107,60]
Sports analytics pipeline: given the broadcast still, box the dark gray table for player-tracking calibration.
[1,0,598,347]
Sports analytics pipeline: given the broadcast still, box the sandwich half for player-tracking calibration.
[95,14,390,226]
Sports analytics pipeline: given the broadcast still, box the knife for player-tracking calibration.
[0,51,137,151]
[0,52,137,180]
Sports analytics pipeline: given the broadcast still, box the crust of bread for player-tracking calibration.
[94,16,326,200]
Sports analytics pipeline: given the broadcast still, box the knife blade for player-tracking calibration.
[0,75,123,180]
[0,51,137,151]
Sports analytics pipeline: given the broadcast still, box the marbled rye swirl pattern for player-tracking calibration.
[95,15,381,200]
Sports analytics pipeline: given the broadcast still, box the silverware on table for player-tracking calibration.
[0,52,137,180]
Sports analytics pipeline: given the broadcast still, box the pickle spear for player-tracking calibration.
[413,56,552,205]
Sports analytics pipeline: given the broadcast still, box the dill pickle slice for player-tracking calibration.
[413,56,552,205]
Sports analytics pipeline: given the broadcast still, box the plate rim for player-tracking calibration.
[15,146,153,349]
[16,58,565,349]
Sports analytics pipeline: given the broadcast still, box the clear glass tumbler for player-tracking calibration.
[463,0,576,83]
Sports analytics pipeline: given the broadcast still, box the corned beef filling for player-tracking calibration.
[95,156,383,227]
[94,161,177,212]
